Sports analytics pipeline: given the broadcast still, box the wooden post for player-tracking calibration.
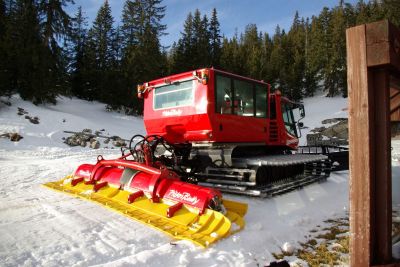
[347,20,400,267]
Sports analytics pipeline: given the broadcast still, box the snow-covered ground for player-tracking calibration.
[0,94,349,267]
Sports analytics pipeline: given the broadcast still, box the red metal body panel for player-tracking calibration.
[207,69,271,143]
[269,94,299,149]
[142,68,299,150]
[143,68,272,144]
[144,70,212,143]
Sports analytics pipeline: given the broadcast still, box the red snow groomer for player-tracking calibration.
[45,68,333,247]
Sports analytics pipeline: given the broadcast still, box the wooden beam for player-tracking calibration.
[348,20,398,266]
[366,20,400,69]
[390,91,400,112]
[369,68,392,263]
[347,23,372,267]
[390,76,400,121]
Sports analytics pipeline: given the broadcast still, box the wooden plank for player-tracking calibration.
[390,89,400,112]
[370,68,392,263]
[347,24,372,267]
[390,88,400,98]
[389,22,400,71]
[366,20,400,70]
[391,109,400,122]
[366,20,390,67]
[390,76,400,121]
[348,20,400,266]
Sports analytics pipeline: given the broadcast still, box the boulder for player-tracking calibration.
[307,118,348,146]
[82,128,92,134]
[113,138,126,147]
[0,132,23,142]
[90,140,100,149]
[10,133,23,142]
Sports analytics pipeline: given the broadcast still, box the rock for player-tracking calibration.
[331,242,344,251]
[82,128,92,134]
[104,138,110,144]
[110,135,120,141]
[95,131,101,136]
[310,126,326,133]
[321,118,346,124]
[90,140,100,149]
[24,115,40,124]
[64,136,79,146]
[10,133,23,142]
[64,133,90,147]
[306,118,348,146]
[0,100,11,106]
[281,242,295,255]
[105,105,113,112]
[1,132,23,142]
[17,107,28,116]
[62,119,66,123]
[113,138,126,147]
[29,116,40,124]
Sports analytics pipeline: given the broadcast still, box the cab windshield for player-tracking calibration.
[154,80,194,109]
[281,102,298,137]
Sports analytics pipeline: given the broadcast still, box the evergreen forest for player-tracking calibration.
[1,0,400,113]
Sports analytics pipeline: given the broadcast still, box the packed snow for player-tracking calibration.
[0,94,350,266]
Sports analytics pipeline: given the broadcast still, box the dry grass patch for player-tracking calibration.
[272,215,350,266]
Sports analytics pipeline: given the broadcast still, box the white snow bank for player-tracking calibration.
[0,95,145,151]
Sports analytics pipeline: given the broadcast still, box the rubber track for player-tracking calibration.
[197,154,331,197]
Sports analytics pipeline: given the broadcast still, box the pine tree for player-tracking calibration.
[70,6,88,98]
[0,0,18,96]
[209,8,221,67]
[171,12,194,72]
[88,0,115,70]
[220,32,242,74]
[382,0,400,27]
[11,0,57,104]
[191,10,210,67]
[0,0,5,35]
[121,0,166,112]
[39,0,73,51]
[39,0,73,96]
[303,17,317,97]
[355,0,370,24]
[240,24,263,79]
[332,4,347,97]
[269,26,287,92]
[121,0,141,48]
[260,32,273,83]
[286,11,306,100]
[85,0,116,103]
[0,0,10,96]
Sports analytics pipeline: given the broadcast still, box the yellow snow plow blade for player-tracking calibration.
[43,176,247,247]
